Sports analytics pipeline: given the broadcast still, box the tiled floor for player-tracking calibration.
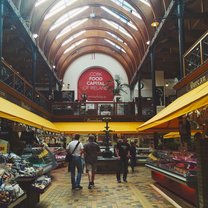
[37,166,178,208]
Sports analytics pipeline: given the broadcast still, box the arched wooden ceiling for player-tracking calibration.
[2,0,208,86]
[12,0,161,82]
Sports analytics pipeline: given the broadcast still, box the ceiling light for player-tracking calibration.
[151,20,159,27]
[32,33,39,39]
[146,40,150,45]
[90,13,96,18]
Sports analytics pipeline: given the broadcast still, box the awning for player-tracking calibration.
[163,130,202,139]
[137,81,208,132]
[54,122,143,134]
[0,97,59,132]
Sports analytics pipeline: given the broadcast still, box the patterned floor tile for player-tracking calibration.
[36,166,177,208]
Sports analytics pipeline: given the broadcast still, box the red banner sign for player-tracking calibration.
[78,68,114,101]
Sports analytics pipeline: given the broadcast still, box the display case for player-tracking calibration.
[146,150,197,205]
[48,147,67,167]
[0,151,54,208]
[21,146,57,174]
[136,147,152,164]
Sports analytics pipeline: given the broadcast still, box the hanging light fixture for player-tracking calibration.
[151,19,160,27]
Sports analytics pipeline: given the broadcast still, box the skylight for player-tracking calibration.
[110,0,148,19]
[101,19,133,39]
[62,31,86,46]
[64,39,87,54]
[35,0,49,7]
[139,0,151,7]
[44,0,78,20]
[56,19,88,39]
[101,6,137,31]
[104,39,126,53]
[50,6,89,31]
[107,32,127,45]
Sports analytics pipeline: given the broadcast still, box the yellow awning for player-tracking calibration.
[54,122,143,134]
[0,97,59,132]
[137,81,208,132]
[163,130,202,139]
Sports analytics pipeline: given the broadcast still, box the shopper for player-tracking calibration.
[84,135,100,189]
[129,140,137,172]
[179,116,191,150]
[66,134,84,190]
[115,138,130,183]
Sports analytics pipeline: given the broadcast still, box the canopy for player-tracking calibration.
[0,97,59,132]
[163,130,202,139]
[137,81,208,132]
[54,122,143,134]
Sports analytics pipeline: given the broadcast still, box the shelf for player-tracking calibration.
[7,194,27,208]
[31,182,51,194]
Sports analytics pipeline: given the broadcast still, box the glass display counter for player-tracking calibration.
[48,147,67,167]
[146,150,197,205]
[136,147,152,165]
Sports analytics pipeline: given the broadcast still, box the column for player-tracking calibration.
[0,0,4,61]
[137,74,142,118]
[196,138,208,207]
[150,46,156,116]
[177,0,185,79]
[31,44,37,89]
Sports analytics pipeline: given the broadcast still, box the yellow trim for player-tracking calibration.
[0,97,58,132]
[54,121,143,134]
[137,81,208,132]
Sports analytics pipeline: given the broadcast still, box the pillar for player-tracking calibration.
[196,138,208,207]
[150,46,156,116]
[0,0,4,61]
[137,74,142,118]
[31,44,37,89]
[177,0,185,79]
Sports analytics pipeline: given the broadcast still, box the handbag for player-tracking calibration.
[65,141,80,162]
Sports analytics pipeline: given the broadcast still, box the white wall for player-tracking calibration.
[134,78,177,98]
[62,53,130,101]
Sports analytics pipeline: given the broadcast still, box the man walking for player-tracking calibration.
[66,134,84,190]
[84,135,100,189]
[115,138,130,183]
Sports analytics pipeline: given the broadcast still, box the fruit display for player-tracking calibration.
[0,163,25,206]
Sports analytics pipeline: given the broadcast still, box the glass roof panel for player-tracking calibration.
[62,30,86,46]
[110,0,145,19]
[64,39,87,54]
[56,19,88,39]
[101,6,137,31]
[107,32,127,45]
[50,6,89,31]
[35,0,49,7]
[101,19,133,39]
[44,0,78,20]
[104,39,126,53]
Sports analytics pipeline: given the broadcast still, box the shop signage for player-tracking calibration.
[78,68,114,101]
[188,74,207,90]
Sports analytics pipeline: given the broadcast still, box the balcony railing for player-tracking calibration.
[183,31,208,75]
[51,101,143,120]
[0,59,154,121]
[0,59,50,110]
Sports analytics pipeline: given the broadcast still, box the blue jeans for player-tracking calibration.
[70,156,82,188]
